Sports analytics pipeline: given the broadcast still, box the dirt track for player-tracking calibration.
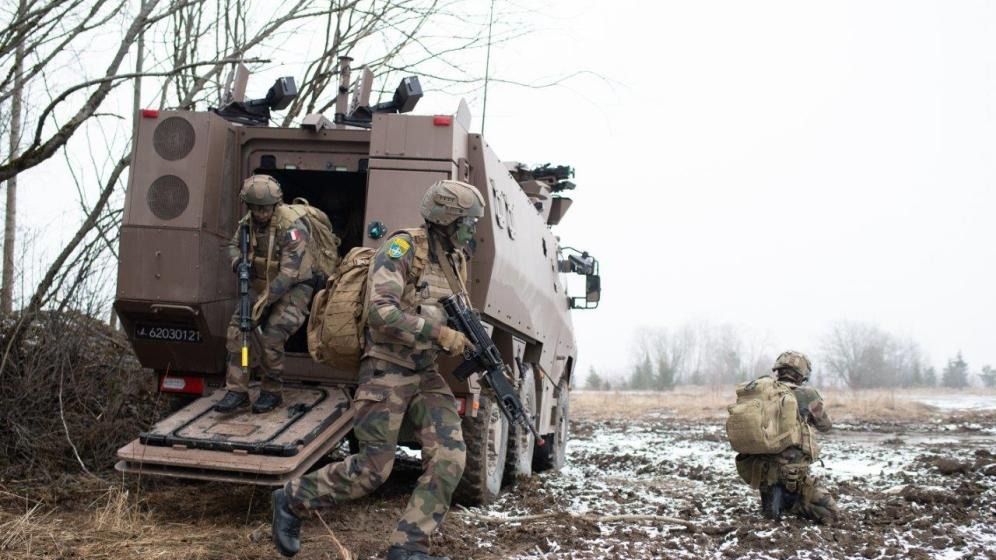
[2,392,995,559]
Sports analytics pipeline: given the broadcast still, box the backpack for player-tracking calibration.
[725,376,803,455]
[306,229,427,370]
[276,199,341,278]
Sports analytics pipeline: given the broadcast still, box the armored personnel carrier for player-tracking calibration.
[114,60,600,504]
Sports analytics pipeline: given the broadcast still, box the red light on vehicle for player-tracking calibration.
[141,109,159,118]
[160,374,205,395]
[456,397,467,416]
[433,115,452,127]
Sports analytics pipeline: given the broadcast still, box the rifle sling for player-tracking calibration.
[431,235,467,297]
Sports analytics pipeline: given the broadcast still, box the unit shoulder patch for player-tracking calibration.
[386,237,411,259]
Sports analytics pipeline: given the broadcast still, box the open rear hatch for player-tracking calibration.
[116,385,354,485]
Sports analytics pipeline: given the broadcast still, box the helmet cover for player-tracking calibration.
[420,180,485,225]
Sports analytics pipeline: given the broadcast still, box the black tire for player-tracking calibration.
[453,393,508,506]
[533,378,569,472]
[504,363,537,486]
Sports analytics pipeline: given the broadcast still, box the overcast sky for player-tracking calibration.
[422,0,996,380]
[18,0,996,381]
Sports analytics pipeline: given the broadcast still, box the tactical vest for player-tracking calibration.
[365,228,467,367]
[248,203,343,288]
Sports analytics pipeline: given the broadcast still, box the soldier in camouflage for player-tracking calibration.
[735,351,839,524]
[214,175,316,414]
[271,180,485,560]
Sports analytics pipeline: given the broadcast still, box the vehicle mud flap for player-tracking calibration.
[533,378,569,472]
[504,361,537,485]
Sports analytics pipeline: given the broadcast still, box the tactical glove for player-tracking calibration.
[437,326,472,357]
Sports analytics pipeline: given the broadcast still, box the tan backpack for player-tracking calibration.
[275,200,341,279]
[726,376,804,455]
[306,229,427,370]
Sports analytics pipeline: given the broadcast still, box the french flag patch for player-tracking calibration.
[288,229,302,243]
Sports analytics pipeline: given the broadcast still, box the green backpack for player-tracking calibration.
[726,376,803,455]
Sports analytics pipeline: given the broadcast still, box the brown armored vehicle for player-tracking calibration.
[114,62,600,503]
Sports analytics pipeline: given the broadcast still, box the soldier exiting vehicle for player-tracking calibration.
[271,180,483,560]
[214,174,338,414]
[728,351,839,524]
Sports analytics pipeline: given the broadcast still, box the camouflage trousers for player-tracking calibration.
[224,283,313,393]
[736,454,839,524]
[285,358,467,553]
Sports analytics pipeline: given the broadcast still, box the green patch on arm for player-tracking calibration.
[386,237,411,259]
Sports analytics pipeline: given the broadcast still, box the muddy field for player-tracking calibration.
[1,389,995,559]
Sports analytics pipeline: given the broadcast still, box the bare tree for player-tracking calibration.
[0,0,530,372]
[0,0,177,182]
[820,320,924,389]
[1,0,26,313]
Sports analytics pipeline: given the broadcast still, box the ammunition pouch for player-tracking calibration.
[780,462,807,493]
[252,255,279,281]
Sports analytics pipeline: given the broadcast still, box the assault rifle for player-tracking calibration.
[440,294,544,446]
[237,219,252,377]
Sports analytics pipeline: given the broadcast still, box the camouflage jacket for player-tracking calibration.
[226,207,313,305]
[781,380,832,462]
[363,228,466,370]
[783,382,832,433]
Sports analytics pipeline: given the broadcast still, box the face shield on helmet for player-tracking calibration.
[453,215,479,245]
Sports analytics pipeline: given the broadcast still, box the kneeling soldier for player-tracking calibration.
[735,351,839,524]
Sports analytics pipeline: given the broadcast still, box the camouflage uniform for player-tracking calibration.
[286,228,467,554]
[224,209,315,394]
[735,380,839,524]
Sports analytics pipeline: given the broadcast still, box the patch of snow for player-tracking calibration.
[907,394,996,411]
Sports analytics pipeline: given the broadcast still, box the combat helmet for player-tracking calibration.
[420,180,485,226]
[240,174,283,206]
[772,351,812,382]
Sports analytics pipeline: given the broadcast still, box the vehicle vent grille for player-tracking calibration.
[153,117,195,161]
[147,175,190,220]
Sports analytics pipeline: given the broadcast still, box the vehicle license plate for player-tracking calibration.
[135,324,202,343]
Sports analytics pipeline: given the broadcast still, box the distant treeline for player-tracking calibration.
[584,320,994,391]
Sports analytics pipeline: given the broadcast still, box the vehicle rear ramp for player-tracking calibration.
[116,385,354,485]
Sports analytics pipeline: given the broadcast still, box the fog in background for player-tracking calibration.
[14,0,996,383]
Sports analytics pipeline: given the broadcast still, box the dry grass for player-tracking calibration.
[572,386,996,422]
[0,480,277,560]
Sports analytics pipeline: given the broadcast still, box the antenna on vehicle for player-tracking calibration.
[480,0,496,135]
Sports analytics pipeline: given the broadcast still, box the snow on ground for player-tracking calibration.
[461,414,996,559]
[909,394,996,411]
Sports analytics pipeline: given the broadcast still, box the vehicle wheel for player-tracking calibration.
[453,393,508,506]
[533,378,569,472]
[504,363,536,485]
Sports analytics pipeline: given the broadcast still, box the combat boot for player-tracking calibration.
[271,489,302,557]
[213,391,249,413]
[385,546,450,560]
[252,390,282,414]
[761,483,786,521]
